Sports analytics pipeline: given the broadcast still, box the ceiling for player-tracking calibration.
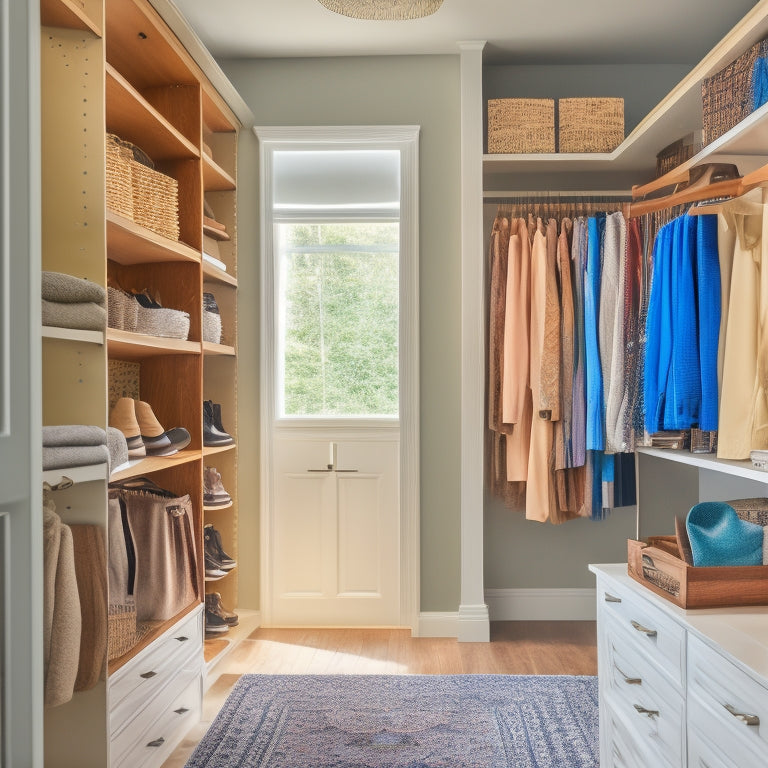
[173,0,760,64]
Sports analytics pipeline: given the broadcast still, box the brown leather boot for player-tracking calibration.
[108,397,145,457]
[134,400,191,457]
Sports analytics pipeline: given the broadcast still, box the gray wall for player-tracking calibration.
[221,55,463,612]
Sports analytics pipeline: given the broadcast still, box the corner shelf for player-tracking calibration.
[202,444,236,458]
[42,326,105,345]
[203,341,236,357]
[636,446,768,484]
[107,329,201,358]
[107,211,201,266]
[109,449,203,482]
[203,154,236,191]
[203,501,234,512]
[41,0,102,36]
[202,261,237,287]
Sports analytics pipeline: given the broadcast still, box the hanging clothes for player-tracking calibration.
[488,215,512,434]
[585,216,605,451]
[570,217,588,468]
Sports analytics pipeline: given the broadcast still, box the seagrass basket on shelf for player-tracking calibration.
[108,603,137,661]
[487,98,555,153]
[702,37,768,145]
[656,134,700,179]
[105,133,134,220]
[558,97,624,153]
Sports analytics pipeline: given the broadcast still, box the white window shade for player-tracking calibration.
[273,150,400,212]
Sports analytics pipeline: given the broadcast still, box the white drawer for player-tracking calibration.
[109,607,202,736]
[597,576,686,690]
[112,669,202,768]
[604,634,685,766]
[688,723,766,768]
[688,634,768,761]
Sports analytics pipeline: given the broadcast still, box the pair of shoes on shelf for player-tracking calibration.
[205,591,238,634]
[204,400,234,446]
[204,522,236,580]
[109,397,191,458]
[204,467,231,506]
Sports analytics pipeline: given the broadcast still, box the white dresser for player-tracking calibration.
[590,564,768,768]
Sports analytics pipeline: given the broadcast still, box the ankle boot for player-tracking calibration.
[205,592,238,626]
[109,397,145,457]
[203,400,234,446]
[134,400,191,456]
[204,467,232,506]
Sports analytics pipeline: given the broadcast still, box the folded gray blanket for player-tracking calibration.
[107,427,128,474]
[42,299,106,332]
[43,445,109,471]
[43,425,106,448]
[42,271,105,305]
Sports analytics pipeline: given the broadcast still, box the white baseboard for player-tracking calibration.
[485,588,596,621]
[418,611,460,638]
[457,603,490,642]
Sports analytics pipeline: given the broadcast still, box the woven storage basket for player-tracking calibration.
[702,38,768,145]
[487,98,555,154]
[203,310,222,344]
[107,287,139,332]
[558,98,624,153]
[105,134,134,220]
[134,303,190,339]
[131,161,180,241]
[656,135,699,179]
[108,603,137,661]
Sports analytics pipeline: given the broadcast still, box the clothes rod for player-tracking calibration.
[483,190,633,200]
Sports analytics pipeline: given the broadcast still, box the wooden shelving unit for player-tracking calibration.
[203,341,236,356]
[107,211,201,265]
[41,0,102,35]
[106,329,201,357]
[42,326,104,344]
[202,261,237,287]
[203,154,237,191]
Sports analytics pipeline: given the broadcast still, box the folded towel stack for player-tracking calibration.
[42,271,106,332]
[43,425,109,471]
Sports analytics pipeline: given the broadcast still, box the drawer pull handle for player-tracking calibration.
[633,704,659,719]
[139,671,158,679]
[175,636,189,642]
[724,703,760,727]
[614,663,642,685]
[630,620,657,638]
[146,737,165,748]
[604,593,622,603]
[174,707,190,715]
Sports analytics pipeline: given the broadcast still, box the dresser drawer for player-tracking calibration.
[597,576,686,689]
[688,634,768,760]
[603,633,685,766]
[688,723,766,768]
[111,668,202,768]
[109,607,202,736]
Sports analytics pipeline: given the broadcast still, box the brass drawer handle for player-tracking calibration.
[604,593,622,603]
[614,662,642,685]
[724,703,760,727]
[633,704,659,719]
[146,737,165,748]
[630,620,657,638]
[139,671,158,679]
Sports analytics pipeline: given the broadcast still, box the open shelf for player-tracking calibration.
[203,444,236,458]
[107,328,200,359]
[203,154,236,191]
[106,64,199,161]
[43,463,107,486]
[203,341,236,357]
[107,211,201,266]
[203,501,234,512]
[636,446,768,484]
[42,326,104,345]
[109,449,203,482]
[41,0,102,36]
[202,260,236,287]
[203,609,260,683]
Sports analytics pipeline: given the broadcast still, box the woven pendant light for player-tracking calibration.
[317,0,443,20]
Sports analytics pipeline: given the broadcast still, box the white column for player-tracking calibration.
[457,41,489,642]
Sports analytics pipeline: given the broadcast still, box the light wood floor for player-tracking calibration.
[162,621,597,767]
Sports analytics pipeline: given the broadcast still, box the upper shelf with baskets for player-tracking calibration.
[483,0,768,190]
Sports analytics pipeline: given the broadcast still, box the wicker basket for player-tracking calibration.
[108,603,137,661]
[131,161,180,241]
[702,38,768,145]
[558,98,624,153]
[135,303,190,339]
[107,287,139,332]
[203,310,222,344]
[487,98,555,154]
[656,134,699,179]
[105,134,134,220]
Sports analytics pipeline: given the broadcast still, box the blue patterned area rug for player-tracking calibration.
[185,674,599,768]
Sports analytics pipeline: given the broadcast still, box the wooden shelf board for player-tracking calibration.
[203,223,231,242]
[42,326,104,345]
[203,609,261,682]
[202,261,237,287]
[202,89,238,134]
[107,328,200,358]
[109,448,203,482]
[42,463,107,486]
[107,602,201,675]
[203,501,234,512]
[203,154,236,192]
[107,210,201,265]
[204,565,237,583]
[203,444,236,458]
[636,446,768,484]
[106,64,199,160]
[203,341,236,357]
[41,0,102,36]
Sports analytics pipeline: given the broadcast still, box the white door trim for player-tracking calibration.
[255,125,420,633]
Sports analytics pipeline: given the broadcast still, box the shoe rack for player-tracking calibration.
[40,0,243,764]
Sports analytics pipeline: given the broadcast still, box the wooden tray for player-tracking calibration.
[627,537,768,609]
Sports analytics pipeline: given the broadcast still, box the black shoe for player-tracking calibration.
[205,591,238,627]
[205,523,236,570]
[203,400,234,447]
[205,602,230,634]
[203,292,220,315]
[204,550,227,580]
